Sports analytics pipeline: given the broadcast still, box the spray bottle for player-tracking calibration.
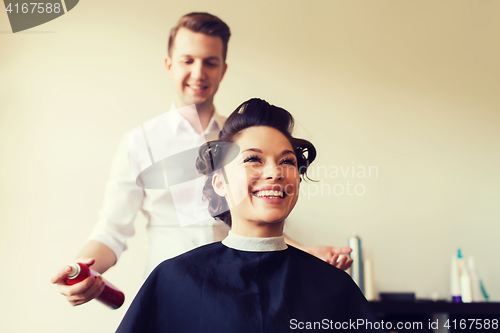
[64,263,125,309]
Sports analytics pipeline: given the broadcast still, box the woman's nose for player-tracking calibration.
[264,165,283,181]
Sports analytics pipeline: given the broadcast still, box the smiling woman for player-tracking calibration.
[196,98,316,234]
[221,127,301,235]
[116,99,383,333]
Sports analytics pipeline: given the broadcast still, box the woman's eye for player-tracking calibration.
[243,156,261,163]
[280,158,297,166]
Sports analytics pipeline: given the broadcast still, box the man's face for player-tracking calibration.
[166,27,227,110]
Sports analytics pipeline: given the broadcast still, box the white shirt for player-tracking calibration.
[88,105,230,276]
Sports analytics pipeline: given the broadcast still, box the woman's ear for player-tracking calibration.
[212,173,227,197]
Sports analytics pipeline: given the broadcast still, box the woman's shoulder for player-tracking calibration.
[152,242,226,275]
[286,246,368,304]
[287,246,354,281]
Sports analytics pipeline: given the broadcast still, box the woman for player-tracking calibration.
[116,99,382,333]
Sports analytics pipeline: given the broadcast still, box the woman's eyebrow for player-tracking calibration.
[242,148,262,153]
[242,148,295,156]
[281,150,295,156]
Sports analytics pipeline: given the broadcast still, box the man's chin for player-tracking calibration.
[183,95,211,107]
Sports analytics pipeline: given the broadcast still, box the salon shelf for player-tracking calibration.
[369,301,500,333]
[369,300,500,315]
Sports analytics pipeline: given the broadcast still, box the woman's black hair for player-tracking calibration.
[196,98,316,227]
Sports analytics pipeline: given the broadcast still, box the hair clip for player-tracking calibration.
[207,143,218,171]
[207,143,218,156]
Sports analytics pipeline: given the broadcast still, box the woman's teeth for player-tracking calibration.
[254,190,284,198]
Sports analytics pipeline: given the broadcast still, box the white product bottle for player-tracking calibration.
[467,257,484,302]
[363,258,375,301]
[349,235,364,294]
[457,249,472,303]
[450,253,461,302]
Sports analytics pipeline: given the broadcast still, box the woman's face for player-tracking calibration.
[213,126,300,228]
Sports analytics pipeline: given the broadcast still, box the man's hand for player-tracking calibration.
[50,258,105,307]
[282,235,355,271]
[305,246,353,271]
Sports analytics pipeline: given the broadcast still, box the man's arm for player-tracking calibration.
[75,240,117,274]
[284,234,353,271]
[50,131,142,306]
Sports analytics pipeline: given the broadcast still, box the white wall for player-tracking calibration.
[1,1,499,332]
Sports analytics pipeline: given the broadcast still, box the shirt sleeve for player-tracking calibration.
[87,131,145,260]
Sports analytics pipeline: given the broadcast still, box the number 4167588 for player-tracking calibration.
[444,319,498,330]
[5,3,62,14]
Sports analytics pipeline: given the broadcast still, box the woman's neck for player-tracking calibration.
[230,219,284,238]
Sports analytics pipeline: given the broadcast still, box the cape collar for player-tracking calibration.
[222,231,288,252]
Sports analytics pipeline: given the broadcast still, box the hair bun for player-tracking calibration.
[196,143,213,176]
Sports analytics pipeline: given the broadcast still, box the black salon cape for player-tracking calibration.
[116,243,383,333]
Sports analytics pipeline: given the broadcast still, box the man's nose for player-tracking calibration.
[190,61,205,80]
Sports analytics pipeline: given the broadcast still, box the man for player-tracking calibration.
[51,12,352,307]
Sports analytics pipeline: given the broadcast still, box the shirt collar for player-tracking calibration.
[167,102,224,135]
[222,231,288,252]
[165,103,186,133]
[210,112,225,132]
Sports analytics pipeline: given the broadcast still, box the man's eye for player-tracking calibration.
[206,62,218,67]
